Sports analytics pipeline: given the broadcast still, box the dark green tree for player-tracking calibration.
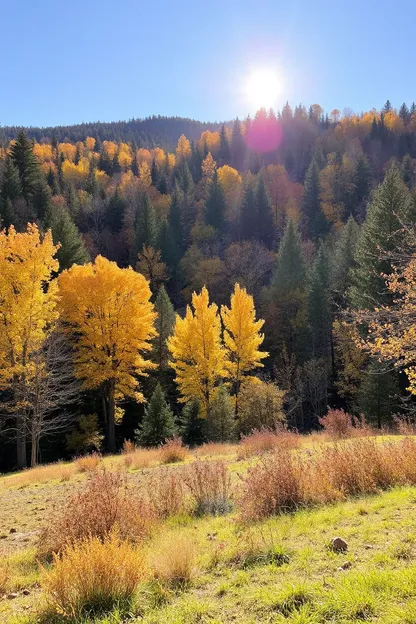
[218,124,230,165]
[31,180,52,221]
[135,383,177,447]
[205,386,235,442]
[168,182,185,253]
[85,160,97,195]
[352,154,372,219]
[308,246,331,359]
[135,193,157,253]
[330,216,360,308]
[9,131,40,201]
[401,154,414,189]
[356,362,399,429]
[180,400,205,446]
[0,156,22,227]
[205,171,226,232]
[45,204,89,271]
[255,176,274,249]
[106,187,126,233]
[153,285,175,373]
[239,180,257,241]
[302,159,328,240]
[230,118,246,171]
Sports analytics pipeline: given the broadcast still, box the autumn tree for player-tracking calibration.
[221,284,268,414]
[167,286,226,415]
[136,245,167,293]
[58,256,157,452]
[0,224,59,468]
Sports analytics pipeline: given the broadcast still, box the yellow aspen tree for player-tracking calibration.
[0,224,59,468]
[58,255,157,452]
[221,283,268,414]
[176,134,191,161]
[167,286,226,415]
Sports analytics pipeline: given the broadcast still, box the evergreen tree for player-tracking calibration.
[0,156,22,227]
[399,103,410,125]
[106,187,126,233]
[135,383,177,446]
[168,182,185,253]
[230,118,246,171]
[112,151,121,174]
[135,193,157,253]
[356,362,399,428]
[85,161,97,195]
[45,204,89,271]
[205,385,235,442]
[308,246,331,359]
[131,151,139,176]
[153,285,176,373]
[352,154,372,219]
[9,131,40,201]
[31,179,52,221]
[98,148,113,175]
[401,154,414,189]
[180,400,205,446]
[239,180,257,240]
[151,158,159,187]
[255,176,274,249]
[205,171,226,232]
[383,100,392,113]
[302,159,328,240]
[175,159,194,195]
[265,219,308,362]
[157,219,180,269]
[349,164,414,309]
[218,124,231,165]
[189,142,203,183]
[331,216,360,308]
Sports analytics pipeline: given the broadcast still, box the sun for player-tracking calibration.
[245,68,282,111]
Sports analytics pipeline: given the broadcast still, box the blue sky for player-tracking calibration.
[2,0,415,127]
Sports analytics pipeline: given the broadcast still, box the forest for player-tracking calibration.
[0,100,415,471]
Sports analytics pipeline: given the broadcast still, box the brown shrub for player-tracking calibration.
[159,437,188,464]
[393,416,416,436]
[143,467,190,518]
[149,533,197,588]
[237,449,303,522]
[196,442,237,458]
[129,447,160,470]
[41,530,145,619]
[38,467,155,558]
[184,460,232,515]
[238,427,301,460]
[75,452,101,473]
[318,408,369,439]
[122,439,136,454]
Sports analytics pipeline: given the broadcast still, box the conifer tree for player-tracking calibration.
[239,180,257,240]
[180,399,205,446]
[349,164,414,309]
[153,285,175,373]
[218,124,231,165]
[9,131,40,201]
[85,160,97,195]
[401,154,414,189]
[0,156,21,227]
[135,193,157,253]
[205,171,226,232]
[106,187,126,233]
[308,246,331,359]
[45,204,89,271]
[302,159,328,240]
[356,362,399,428]
[255,176,274,249]
[205,385,235,442]
[352,155,371,219]
[31,180,53,222]
[331,216,360,308]
[230,118,246,171]
[175,159,194,195]
[135,383,177,446]
[168,182,185,253]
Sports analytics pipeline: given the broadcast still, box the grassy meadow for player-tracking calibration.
[2,431,416,623]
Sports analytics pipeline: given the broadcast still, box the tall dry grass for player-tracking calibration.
[184,460,232,515]
[238,437,416,522]
[149,533,197,588]
[143,467,190,518]
[41,530,145,619]
[318,408,370,439]
[237,427,301,460]
[159,437,188,464]
[0,462,77,489]
[38,467,155,557]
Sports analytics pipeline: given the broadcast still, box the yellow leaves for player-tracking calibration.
[58,256,157,402]
[85,137,96,151]
[59,143,77,162]
[167,286,226,415]
[221,284,268,383]
[33,143,53,162]
[138,161,152,188]
[176,135,191,161]
[0,224,59,388]
[197,130,220,155]
[201,152,216,181]
[217,165,242,213]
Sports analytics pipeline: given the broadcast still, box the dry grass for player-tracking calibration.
[38,467,155,558]
[238,437,416,522]
[159,438,188,464]
[75,452,102,473]
[318,408,371,439]
[195,442,237,458]
[185,460,232,515]
[149,533,197,588]
[0,563,9,596]
[143,467,190,519]
[237,427,301,459]
[0,462,77,489]
[41,530,145,619]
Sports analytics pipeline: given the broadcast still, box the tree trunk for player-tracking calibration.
[107,381,116,453]
[16,413,27,469]
[31,432,38,467]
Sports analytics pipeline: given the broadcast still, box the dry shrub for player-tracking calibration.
[143,467,190,518]
[150,533,196,588]
[127,447,160,470]
[184,460,232,515]
[38,467,154,558]
[318,408,369,439]
[238,449,303,522]
[238,427,301,459]
[159,437,188,464]
[42,530,145,619]
[123,439,136,454]
[393,415,416,436]
[238,437,416,522]
[75,452,101,473]
[196,442,237,458]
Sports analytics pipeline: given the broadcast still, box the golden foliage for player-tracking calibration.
[58,255,157,402]
[168,286,227,414]
[176,134,191,160]
[136,245,168,292]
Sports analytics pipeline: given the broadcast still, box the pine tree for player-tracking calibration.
[352,155,372,219]
[255,176,274,249]
[153,285,175,373]
[308,246,331,359]
[401,154,414,189]
[230,118,246,171]
[383,100,392,113]
[302,159,328,240]
[135,383,177,446]
[175,159,194,195]
[349,164,414,309]
[32,180,53,222]
[0,156,22,227]
[85,160,97,195]
[239,180,257,241]
[331,216,360,308]
[356,362,399,428]
[205,171,226,232]
[135,193,157,253]
[264,219,308,362]
[218,124,231,165]
[9,131,40,201]
[205,385,235,442]
[399,103,410,125]
[180,400,205,446]
[45,204,89,271]
[168,182,185,253]
[106,187,126,233]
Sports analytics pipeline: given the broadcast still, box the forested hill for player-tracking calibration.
[0,116,225,151]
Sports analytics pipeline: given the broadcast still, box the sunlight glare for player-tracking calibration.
[245,68,282,110]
